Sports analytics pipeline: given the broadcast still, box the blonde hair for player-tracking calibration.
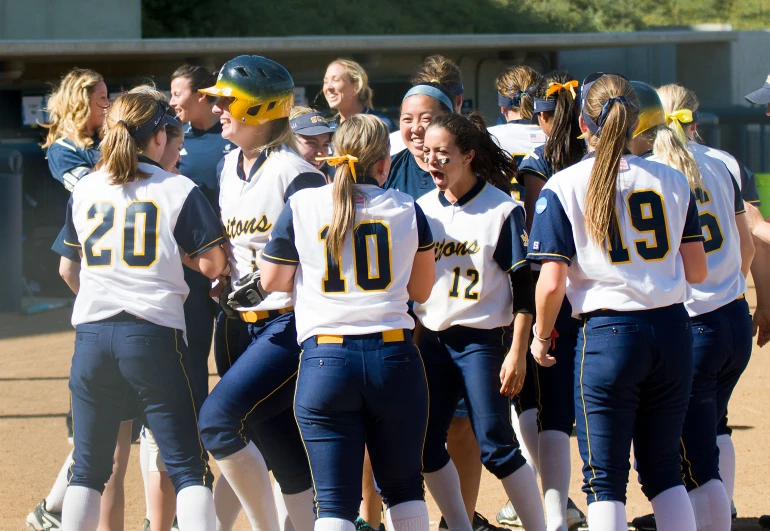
[42,68,104,149]
[328,59,374,108]
[655,84,703,192]
[289,105,315,120]
[97,93,162,185]
[251,118,298,156]
[327,114,390,262]
[583,75,640,245]
[128,84,183,141]
[495,65,541,120]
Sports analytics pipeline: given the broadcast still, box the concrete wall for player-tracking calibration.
[0,0,141,40]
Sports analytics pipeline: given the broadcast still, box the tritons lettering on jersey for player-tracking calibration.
[225,215,272,239]
[433,238,480,262]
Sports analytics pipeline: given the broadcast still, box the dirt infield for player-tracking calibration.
[2,280,769,530]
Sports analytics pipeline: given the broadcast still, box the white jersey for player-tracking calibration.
[650,150,746,316]
[218,145,326,311]
[414,180,529,331]
[390,131,406,156]
[63,162,225,330]
[528,155,704,317]
[689,142,741,188]
[488,122,547,162]
[262,179,434,343]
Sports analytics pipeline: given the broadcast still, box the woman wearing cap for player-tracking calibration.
[487,65,545,203]
[59,91,226,531]
[390,55,465,156]
[290,106,334,181]
[323,59,395,132]
[195,55,327,531]
[529,73,707,530]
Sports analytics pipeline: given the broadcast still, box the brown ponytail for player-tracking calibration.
[326,114,390,262]
[97,93,160,185]
[583,75,640,245]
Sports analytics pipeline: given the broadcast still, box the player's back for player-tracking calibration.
[69,162,222,330]
[533,155,699,315]
[686,149,746,315]
[488,122,546,166]
[285,182,423,342]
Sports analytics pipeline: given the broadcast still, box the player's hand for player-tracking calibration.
[209,276,227,299]
[754,306,770,348]
[499,351,526,397]
[531,336,557,367]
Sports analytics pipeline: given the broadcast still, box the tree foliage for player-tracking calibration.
[142,0,769,38]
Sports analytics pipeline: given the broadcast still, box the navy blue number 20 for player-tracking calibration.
[84,201,159,268]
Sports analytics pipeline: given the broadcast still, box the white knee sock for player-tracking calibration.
[177,485,216,531]
[716,434,736,501]
[423,461,472,531]
[500,464,546,531]
[216,442,280,531]
[274,481,293,531]
[586,500,625,531]
[214,475,242,531]
[140,431,151,520]
[62,485,101,531]
[538,430,570,531]
[314,518,355,531]
[513,408,540,476]
[688,479,730,531]
[386,500,429,531]
[45,450,74,513]
[651,486,696,531]
[281,487,315,531]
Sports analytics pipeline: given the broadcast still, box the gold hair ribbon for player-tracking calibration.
[545,80,579,100]
[317,154,359,181]
[430,79,440,83]
[665,109,694,125]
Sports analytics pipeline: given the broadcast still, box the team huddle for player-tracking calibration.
[25,52,770,531]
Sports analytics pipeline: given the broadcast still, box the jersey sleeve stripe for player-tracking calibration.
[681,234,706,241]
[63,239,81,248]
[736,208,746,215]
[519,168,548,182]
[261,253,299,264]
[748,199,761,204]
[527,252,572,264]
[417,242,435,251]
[505,259,529,272]
[187,236,225,258]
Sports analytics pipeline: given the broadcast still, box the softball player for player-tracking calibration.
[59,91,226,531]
[634,84,754,531]
[528,74,707,531]
[323,59,395,131]
[487,65,545,202]
[415,112,544,531]
[289,106,334,181]
[502,70,586,531]
[259,113,435,531]
[195,55,326,531]
[384,82,454,198]
[390,55,465,155]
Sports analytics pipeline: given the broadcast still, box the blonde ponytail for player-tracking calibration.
[97,93,161,185]
[322,114,390,263]
[42,68,104,149]
[651,125,704,192]
[582,75,640,245]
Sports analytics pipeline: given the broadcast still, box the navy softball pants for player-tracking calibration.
[183,266,218,406]
[680,296,753,490]
[198,312,311,494]
[421,325,527,479]
[294,331,428,522]
[68,314,213,493]
[575,303,693,505]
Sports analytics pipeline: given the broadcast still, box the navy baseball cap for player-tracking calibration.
[290,112,333,136]
[746,74,770,105]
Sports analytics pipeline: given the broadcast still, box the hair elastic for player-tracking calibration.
[581,96,637,138]
[403,84,454,112]
[317,154,359,181]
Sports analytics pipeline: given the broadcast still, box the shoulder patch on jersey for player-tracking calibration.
[530,133,547,144]
[521,230,529,247]
[535,197,548,214]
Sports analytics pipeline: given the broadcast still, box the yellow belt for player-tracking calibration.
[239,307,294,323]
[316,329,406,344]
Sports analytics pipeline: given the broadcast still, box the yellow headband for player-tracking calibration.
[316,154,359,181]
[545,80,579,100]
[665,109,694,125]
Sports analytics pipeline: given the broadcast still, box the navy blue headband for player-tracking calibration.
[403,84,454,112]
[498,85,536,108]
[533,98,557,114]
[126,100,179,141]
[446,82,464,96]
[582,96,638,138]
